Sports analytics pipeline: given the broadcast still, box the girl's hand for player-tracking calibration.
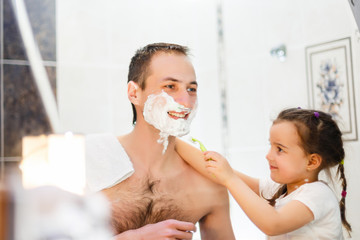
[204,151,236,187]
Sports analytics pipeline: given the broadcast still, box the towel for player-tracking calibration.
[85,133,134,193]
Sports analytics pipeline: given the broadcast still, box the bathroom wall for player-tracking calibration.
[56,0,360,239]
[56,0,222,154]
[56,2,224,239]
[0,0,56,170]
[1,0,358,239]
[223,0,360,239]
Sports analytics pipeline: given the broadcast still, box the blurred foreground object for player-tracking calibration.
[0,182,12,240]
[14,185,112,240]
[20,132,85,195]
[3,133,114,239]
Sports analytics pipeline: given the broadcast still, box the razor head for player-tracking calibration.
[191,137,207,152]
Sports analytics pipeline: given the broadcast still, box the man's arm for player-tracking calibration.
[199,186,236,240]
[112,219,196,240]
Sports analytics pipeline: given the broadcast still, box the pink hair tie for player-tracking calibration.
[314,112,320,118]
[341,190,347,198]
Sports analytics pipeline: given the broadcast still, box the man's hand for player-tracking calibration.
[112,219,196,240]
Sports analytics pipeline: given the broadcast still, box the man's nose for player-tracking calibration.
[173,90,193,108]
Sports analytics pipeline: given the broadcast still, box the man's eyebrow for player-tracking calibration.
[162,77,198,85]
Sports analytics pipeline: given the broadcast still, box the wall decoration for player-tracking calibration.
[306,37,357,141]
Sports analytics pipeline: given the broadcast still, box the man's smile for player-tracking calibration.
[167,110,190,120]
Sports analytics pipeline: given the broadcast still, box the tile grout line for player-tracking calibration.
[11,0,61,133]
[0,0,5,181]
[216,0,229,158]
[1,59,57,66]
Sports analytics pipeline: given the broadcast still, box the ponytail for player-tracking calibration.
[337,163,352,235]
[264,185,287,207]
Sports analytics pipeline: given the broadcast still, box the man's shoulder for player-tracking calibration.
[184,170,230,224]
[184,165,229,204]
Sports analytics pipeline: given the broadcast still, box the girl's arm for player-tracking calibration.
[233,170,260,195]
[225,176,314,236]
[175,137,209,177]
[204,151,314,236]
[175,138,260,195]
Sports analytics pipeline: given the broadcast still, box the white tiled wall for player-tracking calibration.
[57,0,360,239]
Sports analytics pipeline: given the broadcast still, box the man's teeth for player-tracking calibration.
[168,112,187,118]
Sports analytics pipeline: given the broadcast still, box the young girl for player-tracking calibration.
[176,108,351,239]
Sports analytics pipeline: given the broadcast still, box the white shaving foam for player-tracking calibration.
[143,91,197,154]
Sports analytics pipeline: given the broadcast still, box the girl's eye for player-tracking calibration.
[277,147,283,152]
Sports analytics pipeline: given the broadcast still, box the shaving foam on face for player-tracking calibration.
[143,91,197,154]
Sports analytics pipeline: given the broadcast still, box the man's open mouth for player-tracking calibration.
[167,111,190,120]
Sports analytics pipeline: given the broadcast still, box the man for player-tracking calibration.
[90,43,235,240]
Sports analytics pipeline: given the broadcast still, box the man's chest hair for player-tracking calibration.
[105,176,195,234]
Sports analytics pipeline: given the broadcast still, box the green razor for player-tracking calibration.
[191,137,215,176]
[191,137,207,152]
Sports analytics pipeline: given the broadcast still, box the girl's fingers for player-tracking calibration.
[205,159,217,168]
[204,155,213,162]
[204,151,219,161]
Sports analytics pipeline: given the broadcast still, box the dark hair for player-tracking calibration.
[127,43,190,125]
[266,108,351,234]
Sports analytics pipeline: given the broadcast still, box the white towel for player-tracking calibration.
[85,133,134,193]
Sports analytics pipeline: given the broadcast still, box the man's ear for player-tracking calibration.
[128,81,141,105]
[307,153,322,171]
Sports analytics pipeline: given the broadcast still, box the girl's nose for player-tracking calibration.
[265,149,272,162]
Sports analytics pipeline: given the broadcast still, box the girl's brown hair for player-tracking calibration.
[266,108,351,234]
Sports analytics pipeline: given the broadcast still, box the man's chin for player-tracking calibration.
[168,129,190,138]
[156,128,189,138]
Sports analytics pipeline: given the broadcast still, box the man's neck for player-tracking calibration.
[120,123,179,173]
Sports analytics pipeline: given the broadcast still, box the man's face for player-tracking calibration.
[140,52,198,116]
[136,52,198,152]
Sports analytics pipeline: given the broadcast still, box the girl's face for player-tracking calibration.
[266,121,310,186]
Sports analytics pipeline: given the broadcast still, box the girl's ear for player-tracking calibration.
[307,153,322,171]
[128,81,141,105]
